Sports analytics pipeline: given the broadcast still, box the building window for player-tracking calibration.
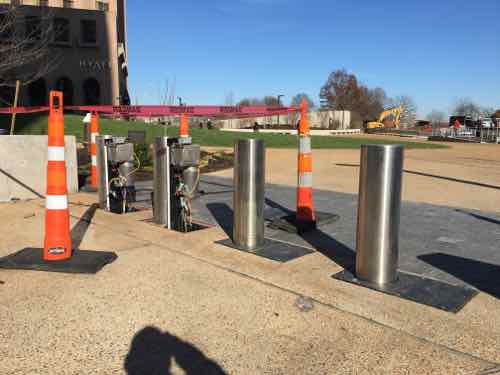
[28,78,47,106]
[53,18,70,43]
[63,0,74,8]
[83,78,100,105]
[80,20,96,45]
[96,1,109,11]
[38,0,49,6]
[25,16,42,40]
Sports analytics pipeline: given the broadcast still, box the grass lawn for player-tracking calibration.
[0,113,448,149]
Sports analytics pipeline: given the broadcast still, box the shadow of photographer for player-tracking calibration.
[125,326,227,375]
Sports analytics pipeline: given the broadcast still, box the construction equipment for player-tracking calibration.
[366,107,404,130]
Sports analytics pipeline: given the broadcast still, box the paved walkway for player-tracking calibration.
[1,182,499,374]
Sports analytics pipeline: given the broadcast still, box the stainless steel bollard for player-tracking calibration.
[356,144,404,285]
[233,139,265,250]
[96,135,112,210]
[153,137,170,228]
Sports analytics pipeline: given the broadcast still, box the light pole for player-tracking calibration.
[277,94,284,128]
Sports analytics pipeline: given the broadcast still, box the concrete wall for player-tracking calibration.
[0,136,78,202]
[221,128,362,136]
[219,110,351,129]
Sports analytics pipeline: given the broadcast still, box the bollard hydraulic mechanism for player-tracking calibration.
[97,136,138,214]
[153,136,200,232]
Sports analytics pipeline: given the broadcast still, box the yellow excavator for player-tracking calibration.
[366,106,404,129]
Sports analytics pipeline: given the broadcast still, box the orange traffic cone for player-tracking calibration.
[179,113,191,144]
[90,111,99,189]
[296,98,316,231]
[44,91,72,261]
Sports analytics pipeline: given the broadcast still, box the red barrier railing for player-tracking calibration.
[0,106,49,114]
[0,104,299,118]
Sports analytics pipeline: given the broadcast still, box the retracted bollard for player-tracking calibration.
[233,139,265,250]
[153,136,170,228]
[356,144,404,285]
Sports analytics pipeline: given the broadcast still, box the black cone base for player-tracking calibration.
[0,248,117,274]
[267,212,340,234]
[333,269,478,313]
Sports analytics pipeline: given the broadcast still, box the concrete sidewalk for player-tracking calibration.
[1,192,500,374]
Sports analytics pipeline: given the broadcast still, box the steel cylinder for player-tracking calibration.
[153,137,170,227]
[355,144,404,285]
[96,135,112,210]
[233,139,265,250]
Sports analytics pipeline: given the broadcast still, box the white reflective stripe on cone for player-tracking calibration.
[91,155,97,165]
[48,146,65,161]
[91,133,98,143]
[298,172,313,188]
[46,195,68,210]
[299,137,311,153]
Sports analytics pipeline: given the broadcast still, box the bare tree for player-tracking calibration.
[159,79,169,105]
[224,91,235,128]
[159,78,179,105]
[238,97,263,106]
[452,98,482,119]
[389,95,417,129]
[289,93,315,127]
[262,96,280,106]
[319,69,360,110]
[290,93,315,108]
[319,68,387,121]
[224,91,234,105]
[480,106,494,118]
[0,4,59,98]
[426,110,446,132]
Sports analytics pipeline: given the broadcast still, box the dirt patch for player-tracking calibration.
[209,140,500,213]
[200,150,233,173]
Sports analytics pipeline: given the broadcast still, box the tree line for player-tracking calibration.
[240,68,499,129]
[238,69,417,129]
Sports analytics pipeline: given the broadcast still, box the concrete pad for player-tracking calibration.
[1,242,496,374]
[2,190,499,373]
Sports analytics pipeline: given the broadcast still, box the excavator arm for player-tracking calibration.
[367,106,404,129]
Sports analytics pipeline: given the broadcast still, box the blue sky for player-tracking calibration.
[127,0,500,117]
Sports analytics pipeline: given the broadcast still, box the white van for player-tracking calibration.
[481,119,494,128]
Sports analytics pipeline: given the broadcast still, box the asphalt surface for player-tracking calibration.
[137,175,500,292]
